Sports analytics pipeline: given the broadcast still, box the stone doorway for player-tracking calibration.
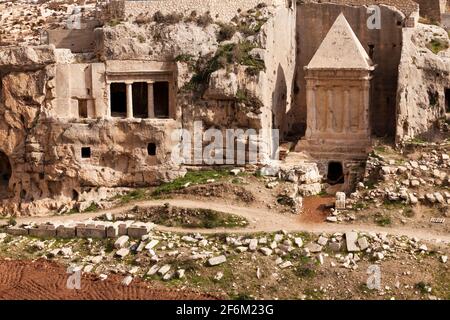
[327,161,344,185]
[0,151,11,198]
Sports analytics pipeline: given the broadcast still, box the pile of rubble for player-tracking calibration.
[2,223,447,286]
[350,148,450,210]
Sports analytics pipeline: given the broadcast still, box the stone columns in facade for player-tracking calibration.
[126,82,133,119]
[147,81,155,118]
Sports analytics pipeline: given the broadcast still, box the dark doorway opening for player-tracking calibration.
[132,82,148,118]
[147,143,157,156]
[327,161,344,185]
[445,88,450,112]
[0,151,11,198]
[110,83,127,117]
[78,99,88,118]
[154,81,169,118]
[368,44,375,60]
[81,147,91,159]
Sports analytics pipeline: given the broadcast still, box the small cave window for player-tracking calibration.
[147,143,157,156]
[72,189,79,201]
[110,83,127,117]
[81,147,91,159]
[327,161,345,185]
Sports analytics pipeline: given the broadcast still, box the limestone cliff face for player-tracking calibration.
[0,46,184,216]
[396,23,450,143]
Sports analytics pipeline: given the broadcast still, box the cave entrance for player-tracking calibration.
[110,83,127,118]
[327,161,344,185]
[0,151,11,198]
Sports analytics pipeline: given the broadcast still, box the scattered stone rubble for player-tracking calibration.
[0,221,448,299]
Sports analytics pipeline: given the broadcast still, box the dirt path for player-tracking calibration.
[0,259,218,300]
[15,199,450,244]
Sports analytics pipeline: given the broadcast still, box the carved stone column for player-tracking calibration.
[147,81,154,118]
[126,82,133,119]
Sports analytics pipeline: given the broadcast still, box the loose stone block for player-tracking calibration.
[335,192,346,210]
[345,232,360,252]
[208,255,227,266]
[29,224,56,238]
[56,224,76,238]
[7,226,29,236]
[118,220,134,236]
[115,235,129,249]
[127,222,153,238]
[76,224,106,239]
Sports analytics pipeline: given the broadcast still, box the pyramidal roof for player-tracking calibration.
[306,13,374,70]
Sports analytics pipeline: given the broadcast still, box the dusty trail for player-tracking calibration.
[15,199,450,244]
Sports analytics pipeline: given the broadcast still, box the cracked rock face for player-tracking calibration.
[396,23,450,142]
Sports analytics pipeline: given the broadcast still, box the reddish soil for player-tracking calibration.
[0,259,219,300]
[300,196,334,223]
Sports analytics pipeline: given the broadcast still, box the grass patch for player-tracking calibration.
[383,199,407,210]
[294,256,317,279]
[375,214,392,227]
[123,205,248,229]
[152,170,229,196]
[427,38,449,54]
[83,202,99,213]
[116,189,149,204]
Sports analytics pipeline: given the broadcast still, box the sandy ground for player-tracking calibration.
[0,259,218,300]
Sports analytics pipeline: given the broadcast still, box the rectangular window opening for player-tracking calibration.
[110,83,127,118]
[147,143,157,156]
[132,82,149,118]
[81,147,91,159]
[154,81,170,118]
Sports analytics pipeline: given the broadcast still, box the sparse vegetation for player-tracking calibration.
[83,202,99,213]
[426,38,449,54]
[153,11,183,24]
[375,214,392,227]
[217,23,237,42]
[182,41,265,97]
[152,170,230,196]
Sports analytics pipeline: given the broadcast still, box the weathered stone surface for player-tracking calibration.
[114,235,130,249]
[345,232,360,252]
[208,255,227,266]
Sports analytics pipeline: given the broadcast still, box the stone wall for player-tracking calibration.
[302,0,419,16]
[108,0,283,21]
[294,3,406,138]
